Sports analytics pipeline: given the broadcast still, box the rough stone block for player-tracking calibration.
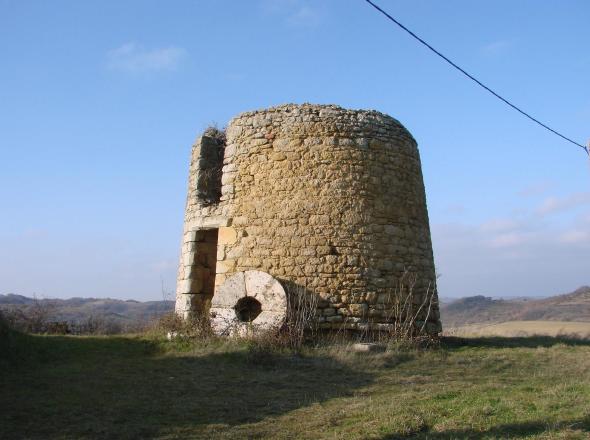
[216,259,236,274]
[177,279,203,294]
[218,227,238,245]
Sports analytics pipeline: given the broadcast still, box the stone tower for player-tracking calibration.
[175,104,441,334]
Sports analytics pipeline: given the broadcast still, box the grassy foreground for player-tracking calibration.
[1,331,590,439]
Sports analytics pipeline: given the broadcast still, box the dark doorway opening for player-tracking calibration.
[196,229,218,300]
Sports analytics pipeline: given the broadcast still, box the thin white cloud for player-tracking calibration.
[536,192,590,215]
[481,40,511,55]
[107,43,187,73]
[433,218,590,297]
[259,0,320,27]
[287,5,320,27]
[432,189,590,297]
[480,218,522,233]
[478,217,535,250]
[518,180,553,198]
[443,203,466,215]
[486,232,531,249]
[559,229,590,244]
[259,0,297,14]
[558,212,590,244]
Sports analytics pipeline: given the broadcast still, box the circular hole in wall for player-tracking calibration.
[234,297,262,322]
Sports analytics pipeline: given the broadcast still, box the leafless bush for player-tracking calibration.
[198,167,223,203]
[153,311,186,335]
[0,310,11,335]
[0,310,17,361]
[203,125,226,144]
[71,315,124,335]
[283,283,319,349]
[1,296,56,334]
[152,311,214,341]
[44,321,70,335]
[379,270,439,346]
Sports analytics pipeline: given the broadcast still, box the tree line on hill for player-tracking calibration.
[1,285,588,335]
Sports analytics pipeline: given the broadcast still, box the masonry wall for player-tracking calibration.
[176,104,441,334]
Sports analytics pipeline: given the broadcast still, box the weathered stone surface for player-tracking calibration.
[210,270,287,335]
[245,270,287,313]
[175,104,442,335]
[211,272,245,308]
[218,227,237,245]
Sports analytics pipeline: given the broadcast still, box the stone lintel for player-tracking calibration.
[186,216,231,231]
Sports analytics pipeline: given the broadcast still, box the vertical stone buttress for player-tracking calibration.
[175,132,229,319]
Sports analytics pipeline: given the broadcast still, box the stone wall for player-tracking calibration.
[175,104,441,334]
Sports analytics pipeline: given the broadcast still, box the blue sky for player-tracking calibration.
[1,0,589,300]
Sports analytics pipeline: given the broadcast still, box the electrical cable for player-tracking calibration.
[364,0,589,156]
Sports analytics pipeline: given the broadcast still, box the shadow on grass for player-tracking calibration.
[442,334,590,349]
[380,415,590,439]
[0,334,380,439]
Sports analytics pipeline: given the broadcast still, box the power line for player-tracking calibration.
[363,0,589,156]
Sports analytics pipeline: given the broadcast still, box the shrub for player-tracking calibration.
[1,296,55,334]
[72,316,123,335]
[379,270,440,345]
[0,311,10,338]
[243,330,288,366]
[283,282,319,350]
[150,311,214,343]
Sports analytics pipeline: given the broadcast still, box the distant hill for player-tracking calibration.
[0,294,174,330]
[441,286,590,328]
[4,286,589,332]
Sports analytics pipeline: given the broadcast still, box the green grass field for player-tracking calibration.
[1,330,590,439]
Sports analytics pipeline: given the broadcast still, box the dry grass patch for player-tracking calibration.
[448,320,590,339]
